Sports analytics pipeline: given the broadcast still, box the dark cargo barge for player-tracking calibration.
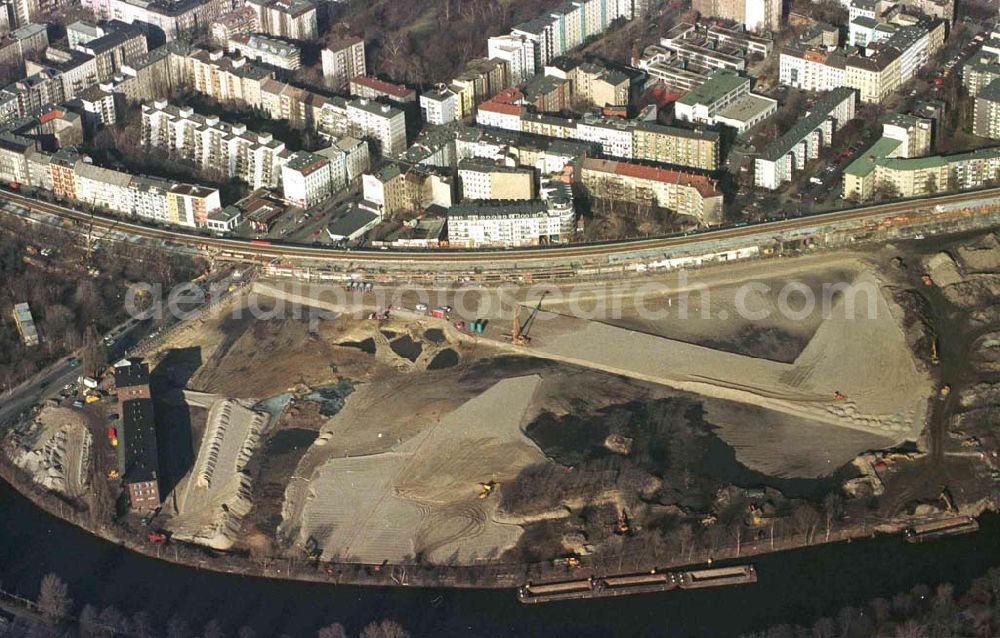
[517,565,757,603]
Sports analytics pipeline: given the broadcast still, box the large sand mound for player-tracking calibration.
[530,271,930,442]
[294,375,546,563]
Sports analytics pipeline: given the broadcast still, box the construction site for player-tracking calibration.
[9,229,995,573]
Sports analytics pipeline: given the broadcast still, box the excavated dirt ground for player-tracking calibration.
[140,245,976,562]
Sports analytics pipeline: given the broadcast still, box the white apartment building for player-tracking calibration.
[130,175,173,224]
[487,34,536,86]
[779,49,845,92]
[142,101,290,190]
[321,36,365,90]
[317,136,369,188]
[419,86,460,125]
[577,117,633,159]
[457,159,536,201]
[186,48,274,109]
[281,151,332,208]
[475,93,524,131]
[345,98,406,157]
[227,34,301,70]
[447,198,575,248]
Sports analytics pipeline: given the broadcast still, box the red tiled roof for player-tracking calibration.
[350,75,414,99]
[583,158,720,198]
[478,100,523,116]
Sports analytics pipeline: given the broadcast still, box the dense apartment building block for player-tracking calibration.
[487,34,537,86]
[755,87,857,190]
[142,101,290,190]
[574,62,631,109]
[477,94,720,170]
[882,112,933,156]
[281,150,332,209]
[580,157,724,225]
[0,22,47,69]
[186,48,274,108]
[278,141,367,209]
[227,33,301,71]
[964,51,1000,97]
[780,19,946,103]
[83,0,229,42]
[209,6,258,46]
[76,20,148,82]
[247,0,317,40]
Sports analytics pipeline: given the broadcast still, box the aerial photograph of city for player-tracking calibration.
[0,0,999,635]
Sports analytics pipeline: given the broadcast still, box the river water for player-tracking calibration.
[2,480,1000,637]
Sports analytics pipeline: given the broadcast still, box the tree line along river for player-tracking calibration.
[2,478,1000,637]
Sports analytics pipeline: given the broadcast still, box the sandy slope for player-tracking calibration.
[293,376,545,563]
[530,271,930,442]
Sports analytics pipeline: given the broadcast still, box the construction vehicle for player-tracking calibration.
[84,393,100,404]
[921,274,934,286]
[939,384,951,399]
[939,486,957,513]
[147,532,168,544]
[507,306,531,346]
[833,391,847,400]
[479,481,498,499]
[107,427,118,447]
[368,310,390,323]
[614,509,631,535]
[107,469,119,480]
[553,556,582,569]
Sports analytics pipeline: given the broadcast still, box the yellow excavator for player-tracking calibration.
[478,481,498,499]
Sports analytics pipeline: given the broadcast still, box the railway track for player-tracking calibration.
[3,187,999,267]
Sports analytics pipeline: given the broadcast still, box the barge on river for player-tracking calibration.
[904,516,979,543]
[517,565,757,603]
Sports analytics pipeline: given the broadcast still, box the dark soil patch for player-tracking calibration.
[390,335,422,362]
[701,326,808,364]
[427,349,459,370]
[339,338,375,355]
[424,329,445,344]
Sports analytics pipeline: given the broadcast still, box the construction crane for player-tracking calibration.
[507,305,531,346]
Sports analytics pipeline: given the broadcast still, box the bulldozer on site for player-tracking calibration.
[478,481,498,499]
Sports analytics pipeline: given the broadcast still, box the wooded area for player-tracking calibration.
[0,217,199,390]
